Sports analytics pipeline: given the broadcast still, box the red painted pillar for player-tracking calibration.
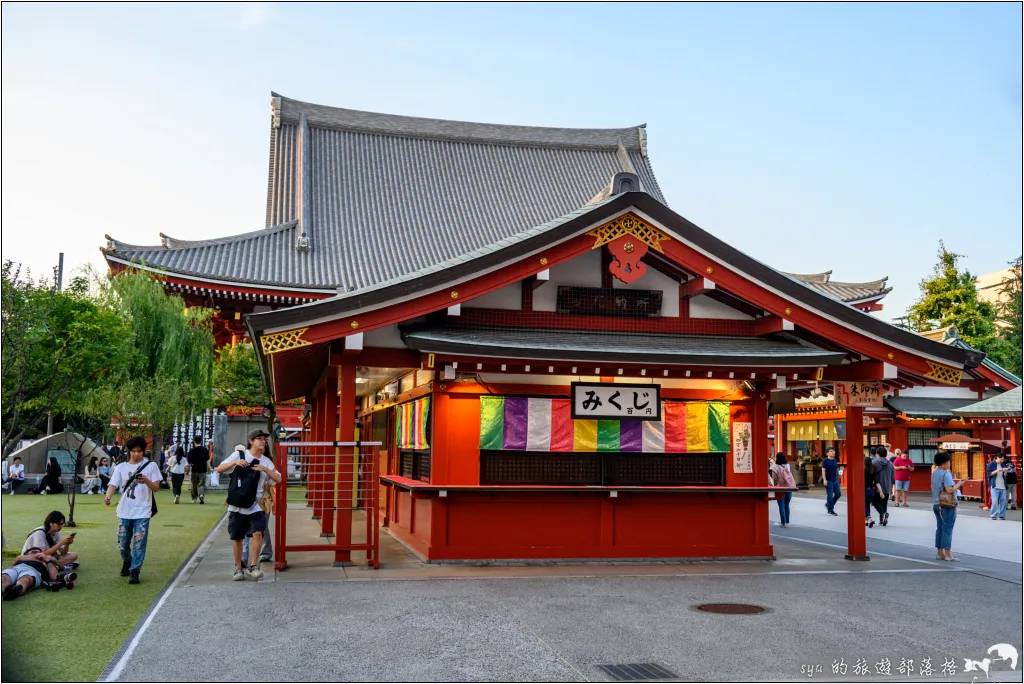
[753,390,772,554]
[321,367,340,537]
[310,388,324,518]
[333,365,356,563]
[845,406,868,560]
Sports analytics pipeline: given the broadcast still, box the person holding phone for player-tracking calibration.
[22,510,79,570]
[932,451,966,562]
[105,436,161,584]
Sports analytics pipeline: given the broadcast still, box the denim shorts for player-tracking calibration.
[894,480,911,491]
[3,564,42,587]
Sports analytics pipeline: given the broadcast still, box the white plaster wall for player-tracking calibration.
[464,283,522,310]
[534,250,603,311]
[612,266,680,317]
[690,294,754,320]
[363,324,406,348]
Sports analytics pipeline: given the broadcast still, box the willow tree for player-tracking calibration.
[81,267,216,453]
[214,341,279,457]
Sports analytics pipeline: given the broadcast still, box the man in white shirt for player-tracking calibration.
[104,436,161,585]
[216,429,280,581]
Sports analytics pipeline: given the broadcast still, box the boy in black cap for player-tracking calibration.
[215,428,280,581]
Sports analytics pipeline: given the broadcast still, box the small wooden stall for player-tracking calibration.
[952,387,1023,508]
[930,433,984,500]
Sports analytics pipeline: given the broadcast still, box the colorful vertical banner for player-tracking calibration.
[479,398,731,453]
[732,421,752,473]
[396,397,430,449]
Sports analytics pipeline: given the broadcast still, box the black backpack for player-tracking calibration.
[226,452,261,509]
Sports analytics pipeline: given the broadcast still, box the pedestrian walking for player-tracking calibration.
[185,435,210,504]
[893,449,914,507]
[864,456,882,528]
[821,446,841,516]
[167,444,187,504]
[987,453,1009,521]
[216,429,280,581]
[871,446,895,526]
[932,451,965,562]
[240,442,275,567]
[770,452,796,528]
[1001,452,1017,510]
[104,436,161,584]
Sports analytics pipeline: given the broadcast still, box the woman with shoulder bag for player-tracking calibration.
[932,451,965,562]
[770,453,796,528]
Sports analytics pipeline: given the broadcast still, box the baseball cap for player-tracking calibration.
[247,428,270,441]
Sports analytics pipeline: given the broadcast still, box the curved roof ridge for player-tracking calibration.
[786,271,833,284]
[158,221,298,249]
[107,221,298,252]
[826,276,889,289]
[272,92,646,150]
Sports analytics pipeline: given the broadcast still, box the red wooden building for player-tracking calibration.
[102,94,1003,564]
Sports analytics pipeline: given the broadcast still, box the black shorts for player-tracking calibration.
[228,511,268,541]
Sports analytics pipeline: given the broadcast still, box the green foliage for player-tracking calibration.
[0,491,224,682]
[76,268,216,442]
[905,243,1014,367]
[2,261,133,456]
[214,341,272,410]
[992,257,1023,376]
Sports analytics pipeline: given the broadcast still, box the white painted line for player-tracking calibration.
[774,532,947,566]
[101,514,227,682]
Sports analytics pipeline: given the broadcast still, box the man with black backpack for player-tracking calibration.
[215,429,280,581]
[104,436,161,585]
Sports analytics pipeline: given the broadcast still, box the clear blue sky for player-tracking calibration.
[2,2,1020,320]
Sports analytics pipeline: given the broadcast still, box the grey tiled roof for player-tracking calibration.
[104,93,665,292]
[952,386,1023,418]
[400,325,848,366]
[884,396,977,419]
[786,271,891,304]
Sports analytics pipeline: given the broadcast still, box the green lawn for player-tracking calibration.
[1,489,224,682]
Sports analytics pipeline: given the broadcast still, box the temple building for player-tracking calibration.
[102,93,1018,566]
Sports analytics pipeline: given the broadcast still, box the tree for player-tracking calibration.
[992,256,1023,376]
[905,243,1012,363]
[1,261,132,457]
[214,341,279,457]
[79,268,216,453]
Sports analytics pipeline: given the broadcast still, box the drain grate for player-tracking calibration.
[596,663,679,681]
[695,603,765,614]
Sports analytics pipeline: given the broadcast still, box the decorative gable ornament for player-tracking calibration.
[587,212,669,284]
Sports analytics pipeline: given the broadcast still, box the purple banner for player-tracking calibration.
[502,397,529,450]
[619,420,643,452]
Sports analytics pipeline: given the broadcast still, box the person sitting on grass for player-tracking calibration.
[28,457,64,495]
[2,550,61,600]
[22,510,79,571]
[105,436,161,585]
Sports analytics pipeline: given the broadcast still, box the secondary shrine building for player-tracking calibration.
[103,93,1017,563]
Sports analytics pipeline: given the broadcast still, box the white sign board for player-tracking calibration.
[941,442,971,451]
[571,382,661,420]
[834,381,885,408]
[732,422,753,473]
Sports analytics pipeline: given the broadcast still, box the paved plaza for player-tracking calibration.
[100,493,1023,683]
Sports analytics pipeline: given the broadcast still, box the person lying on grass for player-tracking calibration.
[2,550,62,601]
[22,510,79,571]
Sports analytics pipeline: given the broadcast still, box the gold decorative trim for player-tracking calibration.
[539,257,548,266]
[259,327,311,355]
[587,212,669,253]
[925,360,961,386]
[350,321,359,329]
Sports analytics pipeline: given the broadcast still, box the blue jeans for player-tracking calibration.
[777,492,792,525]
[117,517,151,572]
[932,504,956,551]
[990,489,1007,519]
[241,524,273,565]
[825,480,842,513]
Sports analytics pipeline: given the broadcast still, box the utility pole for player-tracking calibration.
[46,253,65,437]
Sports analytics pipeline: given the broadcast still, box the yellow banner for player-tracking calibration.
[819,420,838,441]
[787,420,818,441]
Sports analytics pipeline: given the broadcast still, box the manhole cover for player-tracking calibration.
[695,603,765,614]
[596,663,679,681]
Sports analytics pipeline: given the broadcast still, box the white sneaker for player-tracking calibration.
[246,565,264,580]
[232,568,246,581]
